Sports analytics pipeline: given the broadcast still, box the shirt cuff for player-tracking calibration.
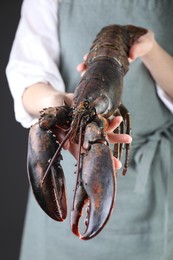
[156,85,173,114]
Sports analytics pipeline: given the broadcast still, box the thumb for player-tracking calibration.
[64,93,74,107]
[129,43,141,60]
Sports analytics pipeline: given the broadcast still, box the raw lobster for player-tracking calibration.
[27,24,147,240]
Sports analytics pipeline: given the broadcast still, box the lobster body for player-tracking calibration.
[74,25,147,116]
[74,60,123,117]
[27,24,147,239]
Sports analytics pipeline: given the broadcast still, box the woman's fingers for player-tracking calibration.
[129,30,154,60]
[76,62,86,72]
[108,132,132,144]
[106,116,132,144]
[106,116,123,133]
[113,157,122,171]
[76,54,88,76]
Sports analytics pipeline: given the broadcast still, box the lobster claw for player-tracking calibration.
[27,123,67,221]
[71,121,116,240]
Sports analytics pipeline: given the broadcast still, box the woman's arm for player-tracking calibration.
[6,0,64,127]
[129,30,173,100]
[22,83,73,117]
[78,30,173,107]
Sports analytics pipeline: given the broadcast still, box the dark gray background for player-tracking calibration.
[1,1,29,259]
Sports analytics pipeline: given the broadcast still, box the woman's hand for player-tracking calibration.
[76,30,155,70]
[128,30,155,62]
[22,82,74,117]
[23,83,132,172]
[63,115,132,172]
[129,29,173,99]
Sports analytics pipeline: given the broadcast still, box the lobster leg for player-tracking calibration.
[27,123,67,221]
[71,119,116,240]
[117,104,131,176]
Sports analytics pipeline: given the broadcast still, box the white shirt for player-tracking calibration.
[6,0,173,128]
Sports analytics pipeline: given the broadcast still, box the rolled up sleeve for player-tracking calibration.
[156,85,173,114]
[6,0,65,128]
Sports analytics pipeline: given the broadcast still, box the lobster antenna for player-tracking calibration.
[41,110,82,185]
[41,127,74,185]
[71,123,83,211]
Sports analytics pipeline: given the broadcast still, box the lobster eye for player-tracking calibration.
[83,99,90,108]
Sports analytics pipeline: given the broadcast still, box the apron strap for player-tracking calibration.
[133,122,173,194]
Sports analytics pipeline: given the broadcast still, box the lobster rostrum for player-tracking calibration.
[27,24,147,239]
